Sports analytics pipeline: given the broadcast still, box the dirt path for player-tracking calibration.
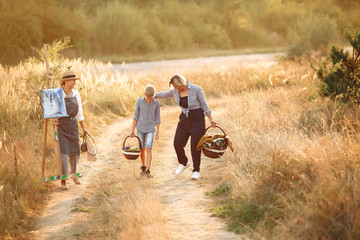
[31,104,244,240]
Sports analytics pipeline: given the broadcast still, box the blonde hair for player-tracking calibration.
[169,74,186,87]
[144,85,156,97]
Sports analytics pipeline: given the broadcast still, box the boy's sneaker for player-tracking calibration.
[146,170,153,178]
[191,171,200,180]
[140,166,147,176]
[175,163,189,175]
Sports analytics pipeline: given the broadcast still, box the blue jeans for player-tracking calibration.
[137,131,155,149]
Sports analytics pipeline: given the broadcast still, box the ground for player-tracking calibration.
[30,103,245,240]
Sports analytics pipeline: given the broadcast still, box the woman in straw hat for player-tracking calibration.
[58,70,86,190]
[155,74,217,180]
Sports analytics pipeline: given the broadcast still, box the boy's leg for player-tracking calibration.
[145,148,152,170]
[144,132,155,171]
[137,131,147,174]
[140,148,146,166]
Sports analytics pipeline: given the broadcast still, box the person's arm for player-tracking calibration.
[205,114,217,127]
[74,90,85,122]
[197,87,217,127]
[74,91,86,134]
[155,124,160,140]
[78,120,86,136]
[155,90,173,99]
[155,102,161,140]
[131,119,137,136]
[131,99,140,136]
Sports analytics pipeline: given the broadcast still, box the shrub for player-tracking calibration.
[287,12,340,59]
[317,30,360,104]
[91,1,156,55]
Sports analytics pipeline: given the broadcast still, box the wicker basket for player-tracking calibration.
[122,135,142,160]
[202,126,227,159]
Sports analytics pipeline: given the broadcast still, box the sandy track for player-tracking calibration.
[30,103,244,240]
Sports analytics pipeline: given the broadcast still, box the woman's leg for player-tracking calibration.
[69,154,81,184]
[174,125,190,166]
[61,154,69,175]
[190,115,206,172]
[60,154,70,189]
[69,154,79,173]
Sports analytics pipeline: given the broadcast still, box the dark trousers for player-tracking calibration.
[174,109,205,172]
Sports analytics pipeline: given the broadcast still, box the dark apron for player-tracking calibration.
[58,97,80,155]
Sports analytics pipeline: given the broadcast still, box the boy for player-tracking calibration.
[131,85,160,178]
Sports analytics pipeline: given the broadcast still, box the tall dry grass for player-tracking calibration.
[210,62,360,239]
[1,55,360,239]
[0,58,162,237]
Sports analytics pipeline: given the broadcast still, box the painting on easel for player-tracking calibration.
[40,88,68,119]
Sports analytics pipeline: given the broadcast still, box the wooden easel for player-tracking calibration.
[41,44,63,180]
[41,44,82,183]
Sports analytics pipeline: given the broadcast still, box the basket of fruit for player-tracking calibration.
[196,126,234,159]
[122,135,142,160]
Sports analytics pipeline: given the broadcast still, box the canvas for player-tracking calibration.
[40,88,68,119]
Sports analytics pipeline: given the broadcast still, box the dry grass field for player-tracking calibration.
[1,55,360,239]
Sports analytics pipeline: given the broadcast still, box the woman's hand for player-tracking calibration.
[210,120,218,128]
[155,132,160,140]
[82,128,87,137]
[130,130,135,137]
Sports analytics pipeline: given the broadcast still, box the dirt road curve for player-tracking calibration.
[30,103,245,240]
[30,53,273,239]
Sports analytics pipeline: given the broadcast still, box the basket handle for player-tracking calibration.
[123,135,142,149]
[204,126,226,136]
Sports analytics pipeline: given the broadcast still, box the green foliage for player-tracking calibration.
[206,183,231,196]
[2,0,360,65]
[91,2,157,55]
[317,30,360,104]
[211,198,266,234]
[209,151,315,234]
[30,37,73,64]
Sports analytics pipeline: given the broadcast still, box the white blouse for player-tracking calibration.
[64,89,84,121]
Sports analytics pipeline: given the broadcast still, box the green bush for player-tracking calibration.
[317,30,360,104]
[91,2,156,55]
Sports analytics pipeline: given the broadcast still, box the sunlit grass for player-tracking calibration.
[211,78,360,238]
[1,55,360,239]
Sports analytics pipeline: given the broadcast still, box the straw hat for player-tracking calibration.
[61,71,80,81]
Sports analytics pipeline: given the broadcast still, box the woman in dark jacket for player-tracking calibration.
[58,71,86,190]
[155,74,217,180]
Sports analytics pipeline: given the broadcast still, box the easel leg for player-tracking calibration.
[41,119,48,178]
[52,120,63,175]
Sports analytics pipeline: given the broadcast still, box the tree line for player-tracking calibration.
[1,0,360,65]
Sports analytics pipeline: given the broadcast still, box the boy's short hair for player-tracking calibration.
[145,85,156,97]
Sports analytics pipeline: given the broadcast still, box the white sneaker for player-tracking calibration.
[191,171,200,180]
[175,164,189,175]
